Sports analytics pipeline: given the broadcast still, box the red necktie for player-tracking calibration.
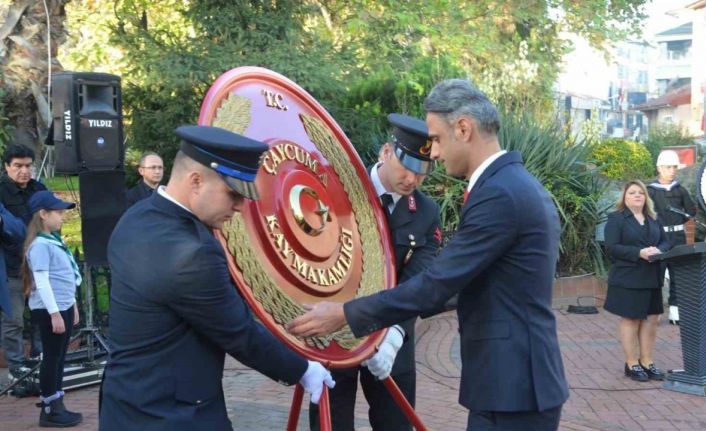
[463,190,470,205]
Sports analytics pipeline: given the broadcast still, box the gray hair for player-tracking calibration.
[423,79,500,135]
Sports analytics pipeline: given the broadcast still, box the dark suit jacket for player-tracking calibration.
[344,151,569,412]
[0,203,26,315]
[126,180,156,208]
[604,210,669,290]
[387,190,441,376]
[99,193,308,431]
[0,175,46,277]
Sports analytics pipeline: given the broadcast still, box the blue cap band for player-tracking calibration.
[211,162,257,182]
[180,141,258,182]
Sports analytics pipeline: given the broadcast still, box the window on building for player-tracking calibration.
[637,71,648,84]
[667,39,692,60]
[618,65,628,80]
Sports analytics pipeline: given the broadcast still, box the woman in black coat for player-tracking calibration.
[604,180,670,382]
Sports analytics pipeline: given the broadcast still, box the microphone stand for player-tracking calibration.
[667,207,706,230]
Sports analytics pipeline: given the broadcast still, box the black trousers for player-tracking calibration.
[467,405,562,431]
[309,367,415,431]
[30,306,74,398]
[664,232,686,306]
[666,262,679,306]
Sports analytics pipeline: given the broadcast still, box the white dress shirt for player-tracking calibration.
[157,185,193,214]
[371,161,401,213]
[466,151,507,195]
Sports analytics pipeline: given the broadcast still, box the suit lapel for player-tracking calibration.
[389,194,413,230]
[622,210,657,245]
[622,210,643,240]
[463,151,522,209]
[646,217,660,244]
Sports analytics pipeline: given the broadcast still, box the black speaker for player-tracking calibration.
[79,171,127,266]
[51,72,124,174]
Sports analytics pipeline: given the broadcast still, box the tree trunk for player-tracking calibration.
[0,0,68,162]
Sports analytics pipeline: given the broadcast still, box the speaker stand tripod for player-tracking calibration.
[79,263,110,361]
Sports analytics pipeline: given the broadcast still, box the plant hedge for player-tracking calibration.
[589,138,654,181]
[643,123,695,164]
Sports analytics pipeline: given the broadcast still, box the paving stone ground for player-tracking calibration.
[2,309,706,430]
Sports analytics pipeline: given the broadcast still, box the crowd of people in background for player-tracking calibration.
[0,80,700,431]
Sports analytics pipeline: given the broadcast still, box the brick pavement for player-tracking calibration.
[2,309,706,430]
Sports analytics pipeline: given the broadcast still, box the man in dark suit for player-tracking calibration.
[126,151,164,207]
[0,203,26,318]
[99,125,334,431]
[288,79,569,431]
[309,114,441,431]
[0,144,47,380]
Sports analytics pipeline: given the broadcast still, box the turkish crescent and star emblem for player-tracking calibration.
[198,67,396,367]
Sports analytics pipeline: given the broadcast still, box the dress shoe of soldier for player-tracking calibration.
[38,398,82,428]
[624,363,649,382]
[639,361,665,381]
[668,305,679,325]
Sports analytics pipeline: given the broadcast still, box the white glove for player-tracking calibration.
[299,360,335,404]
[362,325,404,380]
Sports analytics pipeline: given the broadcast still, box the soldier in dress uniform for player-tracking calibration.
[647,150,696,324]
[310,114,442,431]
[99,125,334,431]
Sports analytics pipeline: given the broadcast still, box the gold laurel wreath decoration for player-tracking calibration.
[217,102,385,351]
[211,94,334,349]
[213,94,252,134]
[298,114,385,346]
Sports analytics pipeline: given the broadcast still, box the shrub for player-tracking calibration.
[500,112,608,276]
[422,110,608,276]
[590,138,654,181]
[643,124,695,164]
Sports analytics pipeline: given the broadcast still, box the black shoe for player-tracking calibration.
[639,361,665,381]
[38,399,82,428]
[624,363,649,382]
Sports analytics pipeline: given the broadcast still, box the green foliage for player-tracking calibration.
[590,138,653,180]
[419,165,466,233]
[0,86,13,150]
[55,0,648,277]
[95,0,348,168]
[60,0,650,164]
[342,56,465,164]
[41,175,79,193]
[54,190,82,252]
[643,123,695,164]
[498,111,608,276]
[580,109,603,146]
[124,147,143,188]
[421,111,608,275]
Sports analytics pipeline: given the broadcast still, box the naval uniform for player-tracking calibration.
[647,180,696,306]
